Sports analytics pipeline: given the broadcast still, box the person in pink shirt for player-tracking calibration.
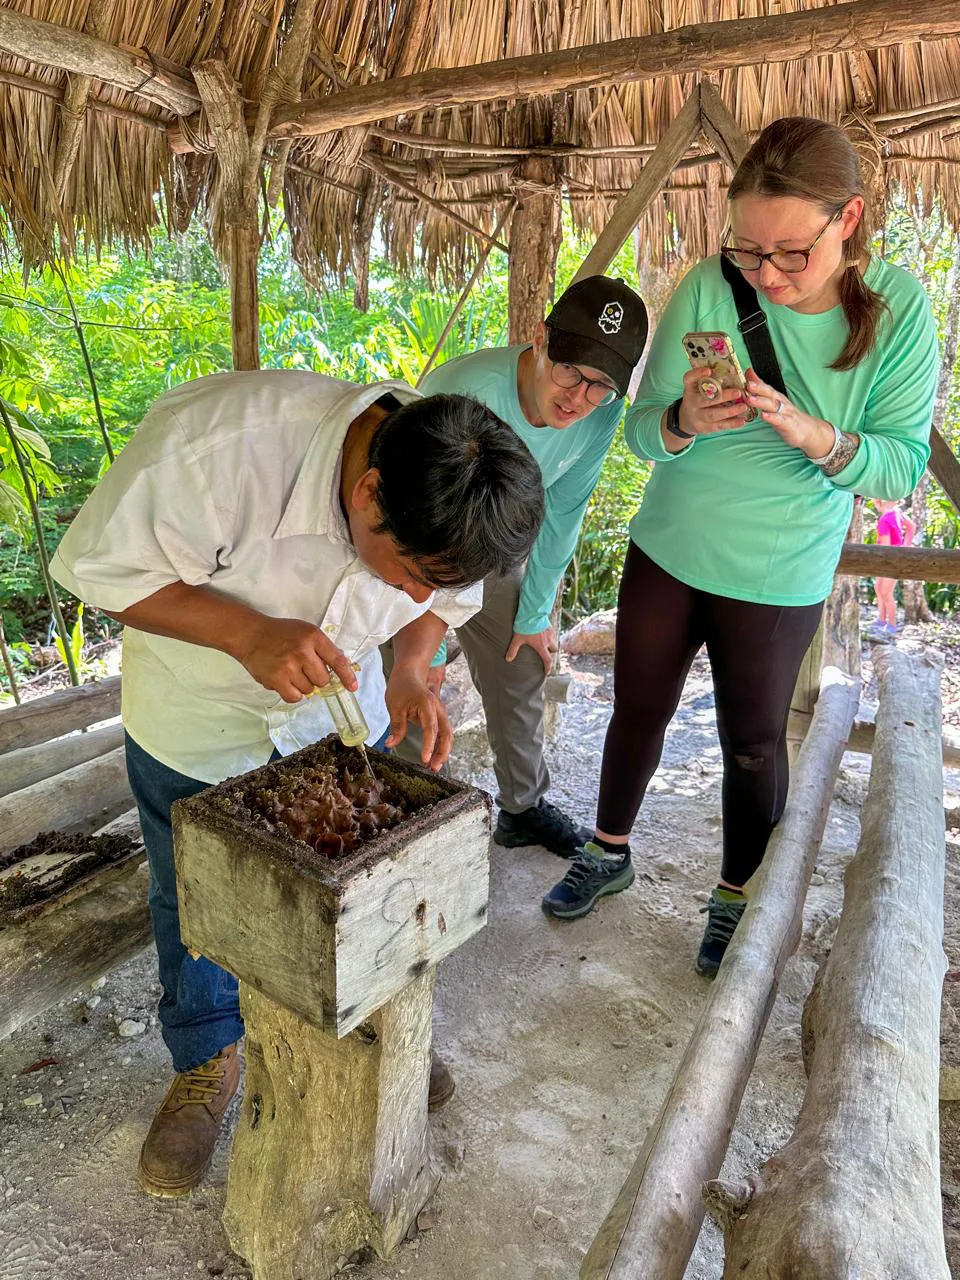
[872,497,916,637]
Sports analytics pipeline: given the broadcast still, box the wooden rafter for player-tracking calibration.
[50,0,116,204]
[0,5,199,115]
[360,152,509,253]
[168,0,960,147]
[698,80,750,171]
[572,92,702,283]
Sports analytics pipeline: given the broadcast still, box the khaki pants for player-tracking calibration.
[382,567,548,813]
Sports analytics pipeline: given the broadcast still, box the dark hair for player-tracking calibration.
[367,394,545,588]
[727,116,887,371]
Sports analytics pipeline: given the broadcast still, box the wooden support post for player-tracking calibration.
[508,157,562,343]
[698,81,750,170]
[193,60,261,371]
[50,0,115,206]
[224,973,438,1280]
[581,668,860,1280]
[572,92,702,284]
[786,620,824,764]
[823,503,864,678]
[707,648,948,1279]
[928,425,960,514]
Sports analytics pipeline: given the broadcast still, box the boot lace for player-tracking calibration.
[166,1054,228,1109]
[558,847,610,889]
[699,895,746,947]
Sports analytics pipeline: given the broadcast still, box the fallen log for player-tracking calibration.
[0,745,132,855]
[0,676,121,754]
[580,667,860,1280]
[0,721,124,798]
[705,647,948,1279]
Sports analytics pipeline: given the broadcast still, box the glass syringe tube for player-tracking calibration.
[318,676,369,748]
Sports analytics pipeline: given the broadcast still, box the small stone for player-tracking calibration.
[86,995,102,1010]
[91,976,106,991]
[22,1093,43,1107]
[444,1140,466,1170]
[619,1064,629,1074]
[118,1019,146,1038]
[809,873,825,887]
[416,1205,439,1231]
[405,1222,419,1242]
[120,1056,132,1067]
[532,1205,556,1230]
[611,1039,628,1049]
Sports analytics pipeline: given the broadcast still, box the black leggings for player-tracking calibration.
[596,545,824,887]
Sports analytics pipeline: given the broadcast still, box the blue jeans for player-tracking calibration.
[125,728,390,1072]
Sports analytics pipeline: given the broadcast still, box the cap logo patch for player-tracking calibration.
[598,302,624,334]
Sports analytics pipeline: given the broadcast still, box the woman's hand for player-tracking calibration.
[675,365,755,436]
[744,370,836,457]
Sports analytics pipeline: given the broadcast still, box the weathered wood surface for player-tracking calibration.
[929,424,960,516]
[698,81,750,170]
[174,746,490,1036]
[0,5,200,114]
[0,746,132,856]
[0,721,124,798]
[225,973,438,1280]
[706,648,948,1279]
[507,156,561,343]
[836,542,960,582]
[0,676,121,755]
[573,93,701,284]
[580,668,860,1280]
[167,0,960,149]
[0,858,150,1042]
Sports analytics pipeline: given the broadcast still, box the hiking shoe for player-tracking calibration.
[138,1043,241,1197]
[428,1051,455,1111]
[541,843,636,920]
[695,889,747,978]
[494,798,592,858]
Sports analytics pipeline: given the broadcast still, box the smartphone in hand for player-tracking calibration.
[682,332,757,421]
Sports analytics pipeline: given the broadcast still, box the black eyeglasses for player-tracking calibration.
[550,361,620,407]
[720,206,845,274]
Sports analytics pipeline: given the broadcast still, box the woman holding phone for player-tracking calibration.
[543,117,939,976]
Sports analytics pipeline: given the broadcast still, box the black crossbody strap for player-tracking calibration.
[720,255,788,398]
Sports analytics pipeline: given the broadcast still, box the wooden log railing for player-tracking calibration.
[836,543,960,583]
[0,675,120,754]
[580,667,860,1280]
[705,647,949,1279]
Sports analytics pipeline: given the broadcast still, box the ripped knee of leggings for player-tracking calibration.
[731,748,768,773]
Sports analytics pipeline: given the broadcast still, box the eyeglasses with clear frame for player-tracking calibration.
[720,205,846,274]
[549,360,620,407]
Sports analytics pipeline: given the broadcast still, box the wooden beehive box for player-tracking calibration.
[172,738,490,1037]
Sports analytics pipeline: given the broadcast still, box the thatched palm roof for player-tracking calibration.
[0,0,959,287]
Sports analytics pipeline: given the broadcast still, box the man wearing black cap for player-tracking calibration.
[414,275,649,857]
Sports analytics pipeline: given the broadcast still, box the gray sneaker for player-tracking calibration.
[541,843,635,920]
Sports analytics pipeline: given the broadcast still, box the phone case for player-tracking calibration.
[682,332,756,419]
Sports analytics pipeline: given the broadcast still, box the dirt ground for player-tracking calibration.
[1,622,959,1279]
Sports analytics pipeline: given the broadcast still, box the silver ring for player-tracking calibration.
[775,398,784,415]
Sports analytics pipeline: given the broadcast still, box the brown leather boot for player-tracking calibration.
[138,1043,241,1197]
[428,1051,455,1111]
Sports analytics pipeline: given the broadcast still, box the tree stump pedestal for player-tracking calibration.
[172,740,491,1280]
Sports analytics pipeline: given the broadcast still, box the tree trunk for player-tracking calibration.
[508,157,561,344]
[706,647,949,1279]
[224,974,439,1280]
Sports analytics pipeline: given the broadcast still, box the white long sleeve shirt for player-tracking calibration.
[51,370,481,782]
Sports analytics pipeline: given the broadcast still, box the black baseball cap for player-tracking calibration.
[545,276,649,397]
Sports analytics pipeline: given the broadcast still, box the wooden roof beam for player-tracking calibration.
[0,6,200,115]
[165,0,960,151]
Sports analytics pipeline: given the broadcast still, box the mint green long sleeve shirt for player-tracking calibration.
[625,255,938,605]
[421,346,623,632]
